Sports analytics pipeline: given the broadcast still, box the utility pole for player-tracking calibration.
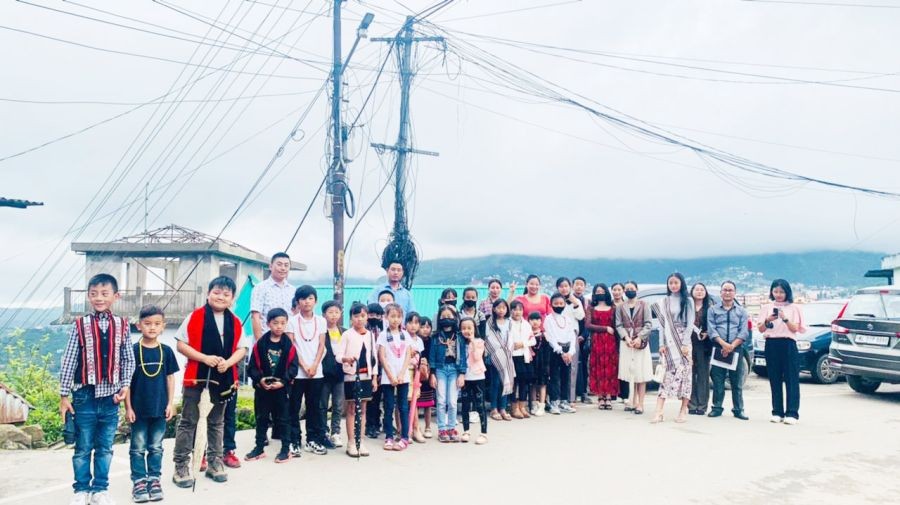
[328,3,374,305]
[372,16,443,289]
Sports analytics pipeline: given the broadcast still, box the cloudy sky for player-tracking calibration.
[2,0,900,309]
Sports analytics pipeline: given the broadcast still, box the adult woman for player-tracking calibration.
[652,273,695,424]
[585,284,618,409]
[688,283,714,416]
[515,275,552,323]
[757,279,805,425]
[616,281,652,414]
[610,282,629,403]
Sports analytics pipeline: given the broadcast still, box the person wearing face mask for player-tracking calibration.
[585,284,618,410]
[555,277,586,407]
[616,281,653,415]
[428,305,468,442]
[459,287,486,333]
[545,293,579,414]
[364,303,385,439]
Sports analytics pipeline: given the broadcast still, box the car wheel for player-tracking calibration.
[752,366,768,378]
[846,375,881,394]
[811,353,839,384]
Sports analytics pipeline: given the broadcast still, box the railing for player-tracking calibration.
[61,287,205,325]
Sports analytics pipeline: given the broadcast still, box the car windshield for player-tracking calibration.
[845,293,900,319]
[801,303,845,326]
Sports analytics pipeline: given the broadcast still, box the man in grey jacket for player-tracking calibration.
[707,280,750,420]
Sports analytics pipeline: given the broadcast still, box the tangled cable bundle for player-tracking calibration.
[381,227,420,290]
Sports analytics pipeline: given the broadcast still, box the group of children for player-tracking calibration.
[58,273,598,505]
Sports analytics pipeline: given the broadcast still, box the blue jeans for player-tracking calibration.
[382,383,410,439]
[129,417,166,482]
[434,368,460,431]
[488,367,509,411]
[71,386,119,493]
[223,394,237,452]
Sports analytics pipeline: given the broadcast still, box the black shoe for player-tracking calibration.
[323,437,336,450]
[692,409,706,416]
[708,410,723,418]
[289,443,303,458]
[245,446,265,461]
[275,450,291,463]
[733,411,750,420]
[365,429,379,439]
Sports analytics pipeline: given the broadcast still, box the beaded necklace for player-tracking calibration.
[138,340,163,378]
[296,314,318,342]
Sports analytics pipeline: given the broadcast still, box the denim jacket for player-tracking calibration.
[428,330,468,375]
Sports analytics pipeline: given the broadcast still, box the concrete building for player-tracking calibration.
[59,224,305,325]
[865,252,898,286]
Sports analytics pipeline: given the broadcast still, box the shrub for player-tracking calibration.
[0,332,63,443]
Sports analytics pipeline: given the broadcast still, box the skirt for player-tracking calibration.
[532,344,552,386]
[417,373,435,407]
[618,344,653,383]
[344,380,373,401]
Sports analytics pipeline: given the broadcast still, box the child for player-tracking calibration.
[364,303,385,439]
[415,317,435,439]
[508,300,535,419]
[320,300,346,449]
[335,303,380,457]
[460,317,488,445]
[438,288,458,309]
[126,305,179,503]
[484,299,514,422]
[377,303,413,451]
[460,286,486,332]
[286,285,327,456]
[428,304,467,443]
[546,292,579,415]
[59,273,135,505]
[172,276,248,488]
[245,308,299,464]
[377,289,395,308]
[529,311,551,416]
[404,312,426,443]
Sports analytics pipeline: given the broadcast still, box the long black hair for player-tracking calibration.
[524,274,540,295]
[591,283,613,307]
[488,298,511,333]
[666,272,690,321]
[690,282,712,317]
[769,279,794,303]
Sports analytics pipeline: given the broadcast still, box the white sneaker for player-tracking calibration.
[533,403,546,417]
[90,491,115,505]
[783,417,799,426]
[331,433,344,448]
[70,492,90,505]
[561,402,576,413]
[770,415,784,423]
[549,402,561,415]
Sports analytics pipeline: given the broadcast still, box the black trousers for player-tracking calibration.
[254,387,289,451]
[549,353,571,403]
[576,338,589,398]
[461,380,487,434]
[365,387,382,432]
[289,378,325,445]
[764,338,801,419]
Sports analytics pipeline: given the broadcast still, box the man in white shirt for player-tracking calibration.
[250,252,295,340]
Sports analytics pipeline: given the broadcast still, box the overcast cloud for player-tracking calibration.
[2,0,900,307]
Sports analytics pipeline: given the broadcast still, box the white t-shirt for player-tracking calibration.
[376,329,411,385]
[288,313,326,379]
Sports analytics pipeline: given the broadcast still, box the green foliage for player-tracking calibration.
[236,388,255,430]
[0,331,63,443]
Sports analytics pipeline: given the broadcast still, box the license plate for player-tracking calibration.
[855,334,890,346]
[754,357,766,366]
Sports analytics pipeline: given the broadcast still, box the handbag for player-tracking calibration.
[321,335,343,382]
[652,362,666,383]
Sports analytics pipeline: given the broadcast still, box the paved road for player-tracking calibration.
[2,376,899,505]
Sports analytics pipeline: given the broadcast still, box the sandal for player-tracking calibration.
[475,434,488,445]
[675,410,688,424]
[650,413,664,424]
[633,408,644,415]
[490,411,503,421]
[500,411,513,421]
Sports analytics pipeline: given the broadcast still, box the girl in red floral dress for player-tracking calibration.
[586,283,619,410]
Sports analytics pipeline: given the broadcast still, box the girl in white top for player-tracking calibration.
[545,292,579,414]
[508,300,536,418]
[376,303,412,451]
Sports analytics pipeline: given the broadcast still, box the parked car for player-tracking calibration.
[751,299,846,384]
[829,286,900,394]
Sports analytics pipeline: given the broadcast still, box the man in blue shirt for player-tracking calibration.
[367,261,415,315]
[707,280,750,420]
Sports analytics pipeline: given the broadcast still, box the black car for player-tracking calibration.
[752,299,846,384]
[829,286,900,394]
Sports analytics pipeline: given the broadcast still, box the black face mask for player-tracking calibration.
[438,318,457,332]
[367,318,382,329]
[462,299,477,309]
[441,299,458,308]
[592,294,605,304]
[552,306,565,315]
[625,290,637,300]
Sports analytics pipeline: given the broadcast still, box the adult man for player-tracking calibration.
[250,253,295,340]
[367,261,415,316]
[707,280,750,420]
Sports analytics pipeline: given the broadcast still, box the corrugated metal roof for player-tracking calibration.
[0,383,31,424]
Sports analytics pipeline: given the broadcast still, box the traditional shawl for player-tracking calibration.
[484,317,515,395]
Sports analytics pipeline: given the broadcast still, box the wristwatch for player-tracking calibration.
[782,318,789,323]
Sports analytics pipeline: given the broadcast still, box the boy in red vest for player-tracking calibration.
[59,273,135,505]
[171,276,249,488]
